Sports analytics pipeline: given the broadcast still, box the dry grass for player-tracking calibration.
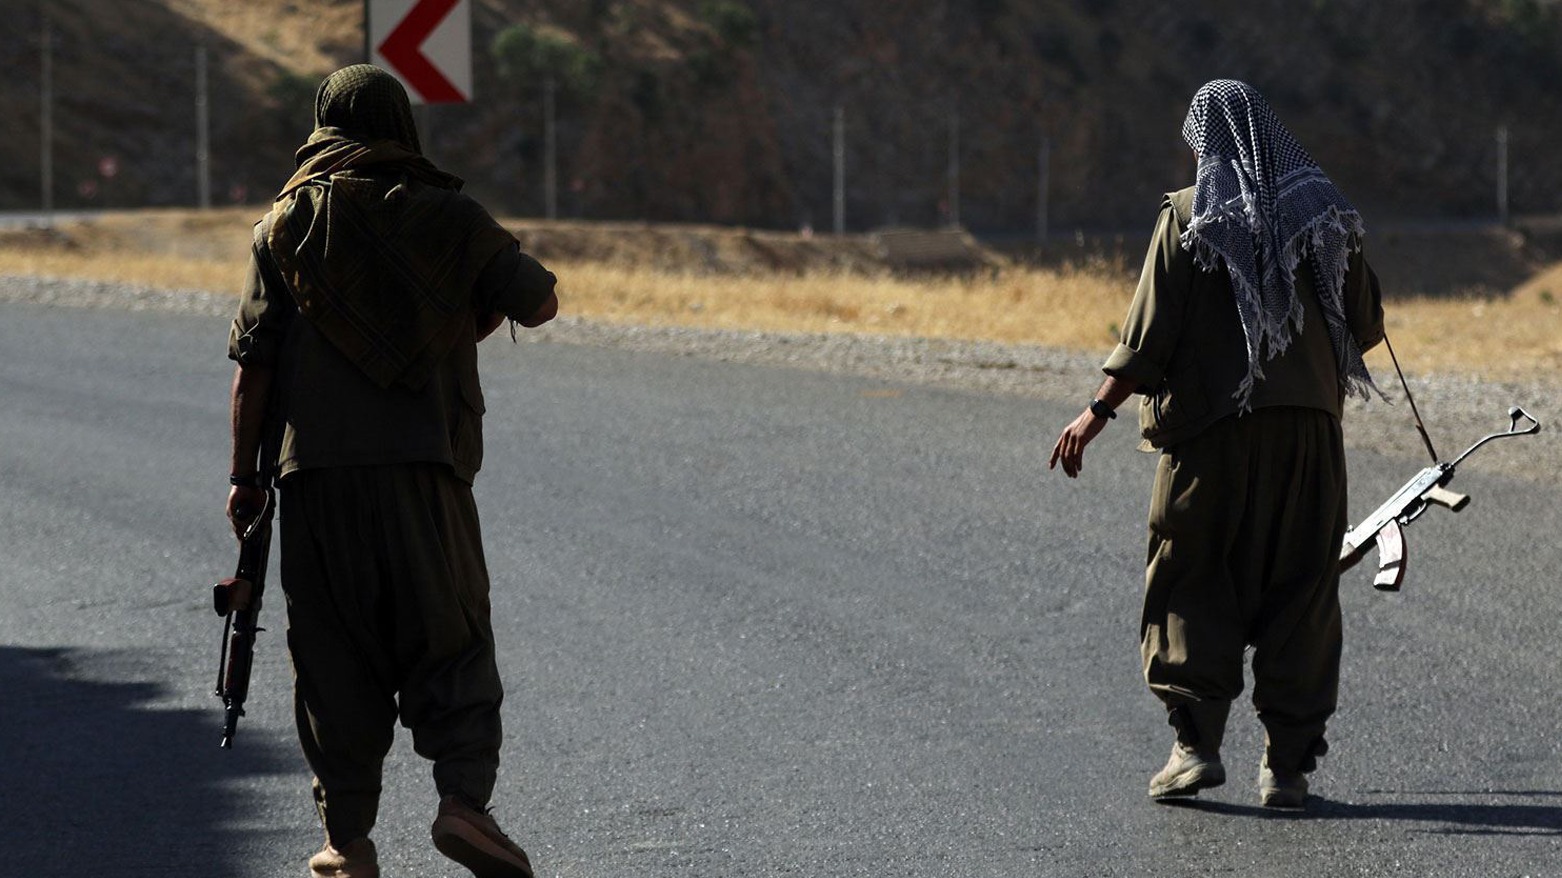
[0,208,255,293]
[554,259,1130,349]
[0,239,1130,347]
[0,249,246,295]
[1368,276,1562,381]
[3,210,1559,382]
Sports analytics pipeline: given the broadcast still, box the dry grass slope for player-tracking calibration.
[164,0,361,76]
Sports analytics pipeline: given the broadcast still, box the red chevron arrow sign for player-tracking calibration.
[367,0,472,104]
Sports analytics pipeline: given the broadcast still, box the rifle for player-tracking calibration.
[213,478,273,748]
[1340,406,1541,591]
[213,400,281,749]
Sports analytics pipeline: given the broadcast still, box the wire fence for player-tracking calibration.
[4,0,1560,242]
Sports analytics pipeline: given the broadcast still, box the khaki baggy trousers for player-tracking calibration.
[280,463,504,846]
[1141,407,1347,771]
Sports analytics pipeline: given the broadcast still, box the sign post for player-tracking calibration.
[366,0,472,104]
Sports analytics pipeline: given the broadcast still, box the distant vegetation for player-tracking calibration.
[492,23,603,102]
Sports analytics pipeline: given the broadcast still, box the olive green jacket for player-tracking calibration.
[229,197,556,484]
[1103,187,1385,450]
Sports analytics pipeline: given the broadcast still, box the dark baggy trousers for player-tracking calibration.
[279,463,504,846]
[1141,407,1347,772]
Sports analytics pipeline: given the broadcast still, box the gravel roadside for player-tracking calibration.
[3,273,1555,484]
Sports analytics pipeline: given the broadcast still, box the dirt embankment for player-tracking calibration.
[0,209,1006,277]
[10,207,1562,298]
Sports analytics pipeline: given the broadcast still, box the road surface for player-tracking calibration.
[1,299,1558,877]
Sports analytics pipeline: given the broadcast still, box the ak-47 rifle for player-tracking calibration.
[1340,404,1541,591]
[213,415,281,749]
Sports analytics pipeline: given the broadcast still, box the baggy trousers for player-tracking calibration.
[1141,407,1347,772]
[279,463,504,845]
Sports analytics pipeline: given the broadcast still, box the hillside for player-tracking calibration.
[6,0,1562,233]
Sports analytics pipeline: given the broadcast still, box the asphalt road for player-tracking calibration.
[1,300,1558,878]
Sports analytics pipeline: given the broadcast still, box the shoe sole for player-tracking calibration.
[1149,765,1227,800]
[432,818,534,878]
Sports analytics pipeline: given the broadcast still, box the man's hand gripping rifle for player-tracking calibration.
[1340,406,1541,591]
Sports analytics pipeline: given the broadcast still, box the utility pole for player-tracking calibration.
[832,104,845,235]
[195,45,211,209]
[946,108,961,229]
[1037,136,1050,244]
[544,76,557,220]
[40,8,53,222]
[1496,124,1509,226]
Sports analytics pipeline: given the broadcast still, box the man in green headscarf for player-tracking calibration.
[226,65,558,878]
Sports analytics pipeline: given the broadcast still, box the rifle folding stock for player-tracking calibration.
[1340,406,1540,592]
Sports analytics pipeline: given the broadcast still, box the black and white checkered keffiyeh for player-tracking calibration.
[1180,79,1376,409]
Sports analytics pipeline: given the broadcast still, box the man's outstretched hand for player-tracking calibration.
[1049,377,1134,479]
[1049,408,1108,478]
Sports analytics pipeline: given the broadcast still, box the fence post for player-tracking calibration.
[1496,124,1509,226]
[832,104,845,235]
[196,45,211,209]
[544,75,558,220]
[40,8,53,221]
[1037,136,1051,244]
[946,109,960,228]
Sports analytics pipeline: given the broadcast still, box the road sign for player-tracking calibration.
[367,0,472,104]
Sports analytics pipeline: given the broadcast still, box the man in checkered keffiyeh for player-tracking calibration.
[1050,80,1386,812]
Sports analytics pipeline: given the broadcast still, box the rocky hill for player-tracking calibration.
[5,0,1562,233]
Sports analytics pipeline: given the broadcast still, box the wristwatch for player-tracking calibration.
[1088,398,1117,420]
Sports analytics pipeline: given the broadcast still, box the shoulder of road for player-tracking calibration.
[1,273,1554,483]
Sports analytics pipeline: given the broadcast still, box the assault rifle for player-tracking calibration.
[213,479,273,748]
[1340,406,1541,591]
[213,408,281,749]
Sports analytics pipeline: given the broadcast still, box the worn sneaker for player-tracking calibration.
[1148,742,1226,800]
[431,795,535,878]
[308,837,379,878]
[1258,762,1309,810]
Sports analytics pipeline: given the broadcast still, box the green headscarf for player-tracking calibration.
[276,64,459,199]
[264,65,513,390]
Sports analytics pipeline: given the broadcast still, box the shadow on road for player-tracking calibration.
[1158,793,1562,835]
[0,645,295,874]
[1318,795,1562,836]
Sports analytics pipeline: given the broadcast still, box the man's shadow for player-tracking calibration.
[1160,792,1562,835]
[0,644,296,873]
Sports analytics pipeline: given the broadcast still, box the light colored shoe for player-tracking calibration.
[1149,741,1226,800]
[308,837,379,878]
[431,795,535,878]
[1259,762,1309,809]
